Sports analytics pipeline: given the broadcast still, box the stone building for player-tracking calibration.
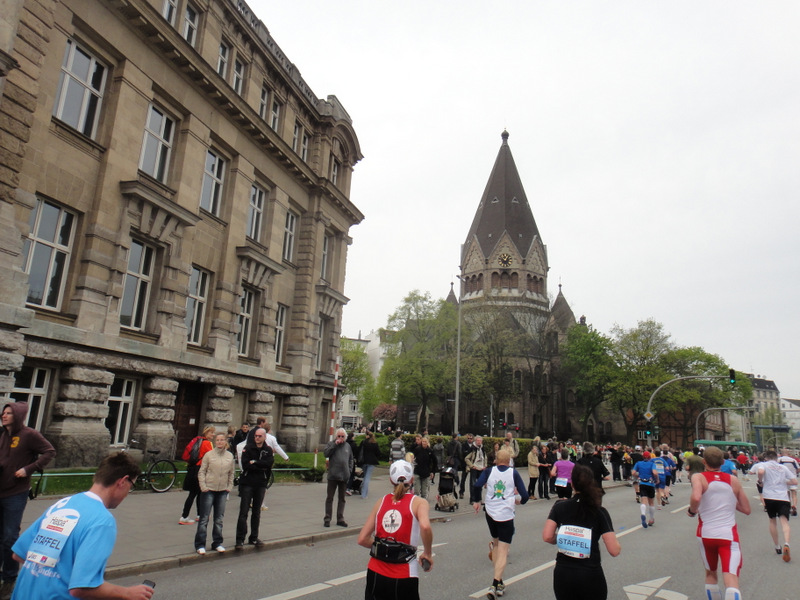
[0,0,363,466]
[455,130,579,438]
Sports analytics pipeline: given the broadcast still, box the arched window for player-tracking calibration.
[605,422,613,439]
[491,272,500,289]
[510,272,519,289]
[587,420,595,441]
[500,272,510,289]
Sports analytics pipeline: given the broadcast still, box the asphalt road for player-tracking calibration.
[115,478,798,599]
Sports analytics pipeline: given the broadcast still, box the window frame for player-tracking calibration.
[185,266,210,345]
[246,184,265,241]
[270,99,281,132]
[182,3,199,46]
[162,0,177,25]
[52,39,107,139]
[275,304,288,364]
[217,42,229,78]
[232,59,245,95]
[199,149,226,216]
[139,104,175,183]
[237,286,256,356]
[106,377,136,446]
[10,366,51,430]
[22,198,77,311]
[119,239,155,331]
[282,210,297,262]
[258,85,269,119]
[320,233,331,281]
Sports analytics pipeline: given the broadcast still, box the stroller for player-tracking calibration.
[434,465,459,512]
[348,467,364,496]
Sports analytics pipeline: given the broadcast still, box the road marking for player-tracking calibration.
[258,543,448,600]
[468,560,556,598]
[623,576,687,600]
[671,503,689,514]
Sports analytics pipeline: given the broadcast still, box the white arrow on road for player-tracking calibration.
[623,576,688,600]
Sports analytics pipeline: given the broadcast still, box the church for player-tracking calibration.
[446,130,589,439]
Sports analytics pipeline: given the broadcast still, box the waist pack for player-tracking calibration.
[370,537,417,564]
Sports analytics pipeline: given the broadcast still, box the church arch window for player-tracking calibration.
[500,272,510,289]
[491,272,500,289]
[510,272,519,289]
[587,420,595,440]
[606,422,613,439]
[534,365,542,393]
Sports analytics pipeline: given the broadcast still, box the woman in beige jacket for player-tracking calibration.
[195,433,235,554]
[527,437,541,499]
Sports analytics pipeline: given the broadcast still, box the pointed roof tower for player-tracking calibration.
[464,130,541,259]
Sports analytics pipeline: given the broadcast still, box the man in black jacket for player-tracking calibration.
[577,442,610,490]
[235,428,273,549]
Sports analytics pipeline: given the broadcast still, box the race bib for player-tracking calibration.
[556,524,592,558]
[655,462,665,475]
[25,507,80,568]
[555,477,568,488]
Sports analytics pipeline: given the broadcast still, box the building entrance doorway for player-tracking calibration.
[174,382,205,455]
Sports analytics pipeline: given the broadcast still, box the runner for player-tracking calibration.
[472,448,529,599]
[632,451,657,528]
[777,448,799,517]
[751,449,797,562]
[686,447,751,600]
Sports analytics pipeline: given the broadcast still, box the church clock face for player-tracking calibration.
[498,253,513,267]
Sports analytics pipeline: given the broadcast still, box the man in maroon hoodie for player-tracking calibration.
[0,402,55,599]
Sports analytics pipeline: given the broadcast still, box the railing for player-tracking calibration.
[31,468,311,495]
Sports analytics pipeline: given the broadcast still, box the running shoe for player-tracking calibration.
[486,585,497,600]
[783,544,791,563]
[792,506,798,517]
[635,495,640,503]
[648,520,655,527]
[496,582,505,597]
[776,547,783,555]
[641,515,648,529]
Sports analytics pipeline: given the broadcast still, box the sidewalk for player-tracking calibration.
[18,467,470,579]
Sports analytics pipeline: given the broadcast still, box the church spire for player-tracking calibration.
[464,130,541,258]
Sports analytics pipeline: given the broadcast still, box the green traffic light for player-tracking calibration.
[729,368,736,384]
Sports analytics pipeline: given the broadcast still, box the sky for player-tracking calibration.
[250,1,800,398]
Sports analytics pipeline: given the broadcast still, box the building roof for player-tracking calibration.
[549,285,576,332]
[446,282,459,306]
[464,130,540,258]
[747,374,780,392]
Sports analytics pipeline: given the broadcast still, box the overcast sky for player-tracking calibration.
[251,1,800,398]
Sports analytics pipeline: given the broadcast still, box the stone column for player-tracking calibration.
[45,366,114,467]
[246,390,274,426]
[131,377,177,457]
[205,385,233,432]
[280,393,310,451]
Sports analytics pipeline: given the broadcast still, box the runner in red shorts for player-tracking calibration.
[687,447,751,600]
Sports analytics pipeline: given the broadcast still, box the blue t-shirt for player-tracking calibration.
[721,459,738,476]
[635,460,657,486]
[12,492,116,600]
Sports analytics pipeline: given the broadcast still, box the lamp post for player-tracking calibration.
[454,275,463,435]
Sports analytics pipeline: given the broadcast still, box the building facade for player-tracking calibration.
[0,0,363,466]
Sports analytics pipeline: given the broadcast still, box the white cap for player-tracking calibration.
[389,460,414,484]
[635,445,642,451]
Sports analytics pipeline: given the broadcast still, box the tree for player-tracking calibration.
[561,323,617,440]
[382,291,457,432]
[339,338,379,424]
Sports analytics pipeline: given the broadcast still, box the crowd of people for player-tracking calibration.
[4,408,799,600]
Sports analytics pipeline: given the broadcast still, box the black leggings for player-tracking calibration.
[364,569,419,600]
[553,564,607,600]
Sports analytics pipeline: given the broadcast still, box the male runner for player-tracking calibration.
[687,447,750,600]
[632,451,657,528]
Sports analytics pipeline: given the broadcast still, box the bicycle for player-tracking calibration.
[125,439,178,493]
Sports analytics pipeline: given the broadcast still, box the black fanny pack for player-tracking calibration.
[370,537,417,564]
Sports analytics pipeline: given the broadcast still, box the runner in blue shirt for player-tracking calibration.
[632,452,657,528]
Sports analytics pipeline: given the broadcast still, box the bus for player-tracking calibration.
[694,440,759,455]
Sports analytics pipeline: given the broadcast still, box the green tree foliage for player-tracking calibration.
[339,337,379,423]
[383,291,457,432]
[561,323,617,439]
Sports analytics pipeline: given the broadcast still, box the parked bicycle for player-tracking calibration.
[125,439,178,492]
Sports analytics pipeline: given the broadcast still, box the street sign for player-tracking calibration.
[644,411,654,420]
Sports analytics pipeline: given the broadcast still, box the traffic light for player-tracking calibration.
[729,369,736,384]
[502,421,507,429]
[515,425,520,432]
[645,424,652,436]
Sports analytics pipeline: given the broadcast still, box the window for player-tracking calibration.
[120,239,154,330]
[237,287,255,356]
[282,211,296,262]
[270,99,281,132]
[259,85,269,119]
[300,132,309,162]
[52,39,107,139]
[200,150,225,216]
[292,121,301,152]
[106,378,135,445]
[330,158,340,185]
[22,198,76,309]
[217,42,229,78]
[10,367,50,430]
[320,234,331,281]
[275,304,287,364]
[315,317,329,371]
[185,266,209,345]
[139,104,174,183]
[233,59,244,95]
[350,400,358,412]
[162,0,177,25]
[183,4,198,46]
[246,184,265,241]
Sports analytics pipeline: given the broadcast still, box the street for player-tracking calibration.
[113,477,797,599]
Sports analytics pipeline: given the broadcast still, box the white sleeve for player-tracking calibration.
[268,434,289,460]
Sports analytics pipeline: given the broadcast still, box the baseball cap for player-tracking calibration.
[643,451,651,459]
[389,460,414,484]
[635,445,642,451]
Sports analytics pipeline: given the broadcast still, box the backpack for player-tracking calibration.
[182,436,203,463]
